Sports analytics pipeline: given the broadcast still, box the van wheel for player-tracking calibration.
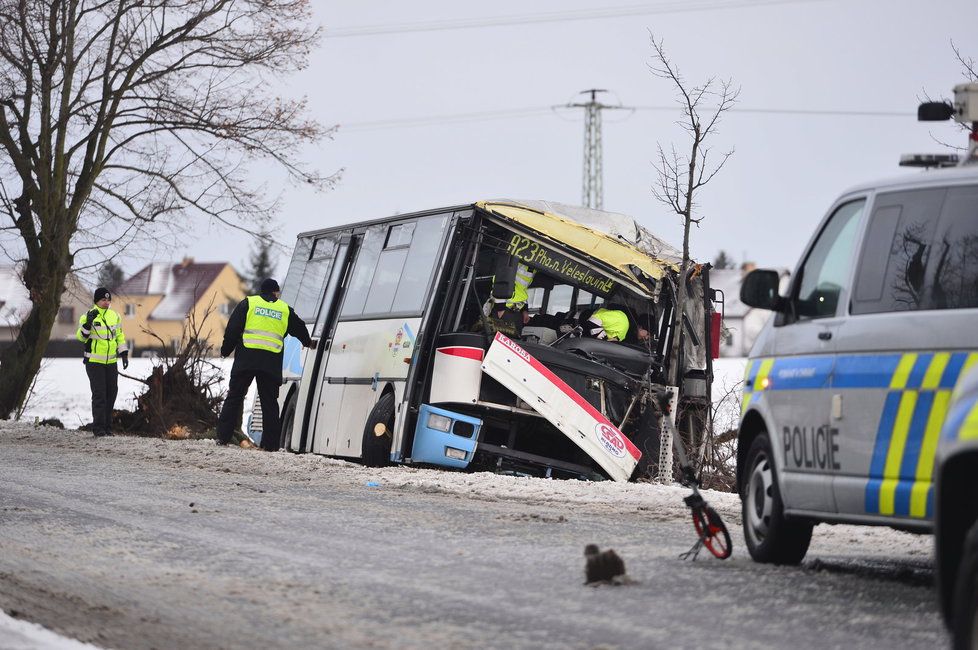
[280,393,297,452]
[362,392,395,467]
[952,520,978,650]
[742,432,813,564]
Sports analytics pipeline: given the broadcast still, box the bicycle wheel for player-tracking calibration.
[692,505,733,559]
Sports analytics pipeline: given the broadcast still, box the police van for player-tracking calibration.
[737,82,978,565]
[253,200,718,482]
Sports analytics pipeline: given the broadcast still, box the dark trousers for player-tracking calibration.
[85,362,119,435]
[217,369,282,451]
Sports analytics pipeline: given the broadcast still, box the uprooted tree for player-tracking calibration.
[0,0,336,418]
[118,299,225,437]
[648,33,739,484]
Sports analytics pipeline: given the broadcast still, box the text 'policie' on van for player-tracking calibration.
[735,80,978,592]
[251,200,720,483]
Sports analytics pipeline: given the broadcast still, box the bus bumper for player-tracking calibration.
[411,405,481,469]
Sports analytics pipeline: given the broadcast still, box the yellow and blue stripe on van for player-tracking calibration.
[741,351,978,521]
[860,352,978,519]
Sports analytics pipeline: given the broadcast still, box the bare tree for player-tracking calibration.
[0,0,336,418]
[953,42,977,82]
[648,34,738,385]
[923,42,977,152]
[648,34,738,479]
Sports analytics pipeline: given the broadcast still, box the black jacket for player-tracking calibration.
[221,293,312,378]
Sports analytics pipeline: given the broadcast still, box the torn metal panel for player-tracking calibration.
[481,332,641,482]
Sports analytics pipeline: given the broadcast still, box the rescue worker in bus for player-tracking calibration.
[486,257,536,337]
[216,278,313,451]
[585,307,650,343]
[76,287,128,437]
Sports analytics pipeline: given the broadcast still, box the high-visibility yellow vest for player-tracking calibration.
[506,264,535,309]
[243,296,290,353]
[76,306,128,364]
[590,308,630,342]
[491,263,535,311]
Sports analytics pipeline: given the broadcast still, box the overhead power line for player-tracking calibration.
[635,105,913,117]
[325,0,833,38]
[340,107,554,132]
[337,105,914,134]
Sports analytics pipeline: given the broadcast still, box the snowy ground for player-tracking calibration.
[0,421,944,649]
[3,356,748,649]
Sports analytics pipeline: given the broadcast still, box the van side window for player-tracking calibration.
[931,185,978,310]
[851,189,947,315]
[791,199,864,322]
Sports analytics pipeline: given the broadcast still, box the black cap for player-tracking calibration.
[260,278,280,294]
[93,287,111,303]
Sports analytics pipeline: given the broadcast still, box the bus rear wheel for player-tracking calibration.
[280,393,297,452]
[362,392,395,467]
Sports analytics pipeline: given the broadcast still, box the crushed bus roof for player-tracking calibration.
[476,200,681,288]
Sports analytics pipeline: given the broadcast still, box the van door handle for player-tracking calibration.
[818,331,832,341]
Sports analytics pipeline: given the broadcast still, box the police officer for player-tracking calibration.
[216,278,313,451]
[76,287,129,437]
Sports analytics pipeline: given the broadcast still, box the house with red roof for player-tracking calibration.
[115,258,245,355]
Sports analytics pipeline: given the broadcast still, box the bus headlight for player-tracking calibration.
[427,413,452,432]
[445,447,467,460]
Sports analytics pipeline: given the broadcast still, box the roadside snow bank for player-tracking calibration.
[0,609,102,650]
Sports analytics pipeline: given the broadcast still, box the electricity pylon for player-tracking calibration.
[566,89,628,209]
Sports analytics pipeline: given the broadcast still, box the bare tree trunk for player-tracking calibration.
[0,228,72,417]
[0,1,332,418]
[649,33,738,479]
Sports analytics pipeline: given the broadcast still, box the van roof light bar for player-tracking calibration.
[898,153,960,169]
[911,82,978,166]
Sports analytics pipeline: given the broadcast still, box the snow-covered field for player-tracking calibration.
[18,356,749,431]
[20,357,239,428]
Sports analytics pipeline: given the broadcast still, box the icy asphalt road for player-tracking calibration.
[0,424,946,650]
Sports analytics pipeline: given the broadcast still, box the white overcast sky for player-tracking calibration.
[163,0,976,280]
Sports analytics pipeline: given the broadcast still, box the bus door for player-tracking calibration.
[314,215,455,459]
[293,235,359,452]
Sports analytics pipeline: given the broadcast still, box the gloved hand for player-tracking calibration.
[85,308,99,326]
[120,351,129,370]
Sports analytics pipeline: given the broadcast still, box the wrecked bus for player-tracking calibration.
[254,200,717,481]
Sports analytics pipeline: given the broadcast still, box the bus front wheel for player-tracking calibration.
[362,392,395,467]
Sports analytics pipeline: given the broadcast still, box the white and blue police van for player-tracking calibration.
[737,82,978,567]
